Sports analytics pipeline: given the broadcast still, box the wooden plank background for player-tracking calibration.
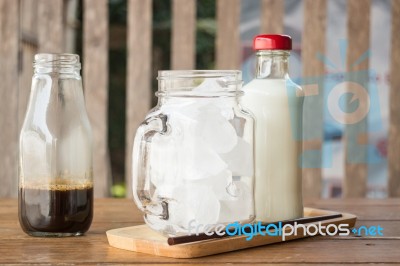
[388,0,400,197]
[260,0,284,34]
[301,0,327,198]
[83,0,110,197]
[125,0,153,198]
[18,0,38,131]
[0,0,19,197]
[215,0,241,69]
[37,0,63,53]
[343,0,371,197]
[171,0,196,70]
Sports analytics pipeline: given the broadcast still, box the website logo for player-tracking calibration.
[188,219,384,241]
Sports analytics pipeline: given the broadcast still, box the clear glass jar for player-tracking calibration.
[19,54,93,237]
[132,70,255,236]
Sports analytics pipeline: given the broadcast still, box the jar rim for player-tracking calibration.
[156,70,243,98]
[157,70,242,81]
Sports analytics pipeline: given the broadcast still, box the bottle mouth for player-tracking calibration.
[34,53,81,73]
[157,70,243,97]
[256,50,290,56]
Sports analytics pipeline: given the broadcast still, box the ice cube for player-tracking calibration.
[192,78,235,119]
[218,181,254,223]
[194,78,223,92]
[220,137,253,177]
[149,108,198,187]
[196,104,238,154]
[168,184,221,229]
[216,98,235,120]
[180,135,228,180]
[149,133,180,188]
[190,170,232,199]
[161,97,200,118]
[150,112,228,185]
[153,183,176,200]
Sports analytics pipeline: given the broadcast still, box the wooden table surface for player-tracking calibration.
[1,198,399,265]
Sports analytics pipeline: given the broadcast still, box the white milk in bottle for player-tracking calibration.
[242,34,303,222]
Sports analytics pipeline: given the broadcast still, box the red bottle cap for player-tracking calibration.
[253,34,292,51]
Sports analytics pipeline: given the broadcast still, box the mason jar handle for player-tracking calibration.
[132,114,169,219]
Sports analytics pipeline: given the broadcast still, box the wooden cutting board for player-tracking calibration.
[106,207,357,258]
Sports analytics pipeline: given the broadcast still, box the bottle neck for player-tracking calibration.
[255,50,290,79]
[34,53,81,76]
[30,54,85,112]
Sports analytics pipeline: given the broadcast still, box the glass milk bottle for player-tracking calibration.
[242,35,304,222]
[132,70,255,236]
[19,54,93,237]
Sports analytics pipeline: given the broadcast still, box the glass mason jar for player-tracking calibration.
[19,54,93,237]
[132,70,255,236]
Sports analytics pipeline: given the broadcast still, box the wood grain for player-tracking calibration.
[301,0,327,198]
[19,0,38,131]
[215,0,241,69]
[64,0,79,53]
[0,0,19,197]
[83,0,110,197]
[37,0,63,53]
[125,0,153,198]
[344,0,370,198]
[260,0,284,34]
[388,0,400,197]
[0,198,399,264]
[171,0,196,70]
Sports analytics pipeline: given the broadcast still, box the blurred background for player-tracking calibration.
[0,0,398,198]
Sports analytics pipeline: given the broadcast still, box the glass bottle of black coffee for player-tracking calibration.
[19,54,93,237]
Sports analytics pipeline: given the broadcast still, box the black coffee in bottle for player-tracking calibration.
[19,182,93,236]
